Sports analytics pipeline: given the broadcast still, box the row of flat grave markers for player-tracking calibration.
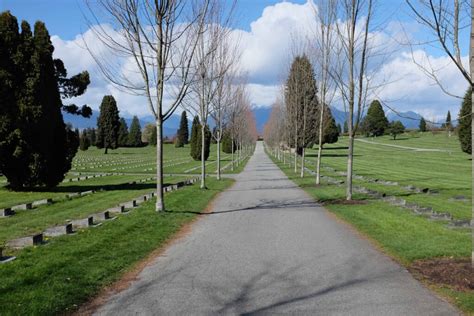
[0,177,201,263]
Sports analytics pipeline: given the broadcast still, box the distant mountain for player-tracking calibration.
[386,111,422,129]
[64,111,183,137]
[252,107,271,134]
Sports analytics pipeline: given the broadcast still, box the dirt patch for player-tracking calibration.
[408,257,473,292]
[322,199,368,205]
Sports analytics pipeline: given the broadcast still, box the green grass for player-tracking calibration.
[0,178,233,315]
[269,142,473,313]
[0,176,189,243]
[298,132,471,220]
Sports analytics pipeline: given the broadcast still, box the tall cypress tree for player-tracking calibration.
[96,95,120,154]
[445,110,452,131]
[285,55,319,152]
[117,117,129,147]
[190,116,210,160]
[0,14,85,189]
[362,100,388,136]
[79,130,90,151]
[128,116,142,147]
[458,88,471,154]
[175,111,189,147]
[419,117,427,132]
[149,125,157,146]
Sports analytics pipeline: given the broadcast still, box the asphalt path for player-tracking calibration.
[96,142,457,315]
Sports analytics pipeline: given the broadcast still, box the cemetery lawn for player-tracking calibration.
[0,177,233,315]
[270,132,473,313]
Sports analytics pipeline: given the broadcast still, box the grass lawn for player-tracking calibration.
[0,177,233,315]
[269,144,473,313]
[298,132,471,220]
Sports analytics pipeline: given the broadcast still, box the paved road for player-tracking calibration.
[96,142,457,315]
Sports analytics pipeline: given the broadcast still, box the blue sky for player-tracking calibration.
[0,0,470,121]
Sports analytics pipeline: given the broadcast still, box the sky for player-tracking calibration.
[1,0,470,122]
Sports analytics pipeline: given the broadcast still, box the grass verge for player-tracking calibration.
[0,177,233,315]
[270,154,473,314]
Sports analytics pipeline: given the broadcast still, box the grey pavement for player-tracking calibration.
[95,141,457,315]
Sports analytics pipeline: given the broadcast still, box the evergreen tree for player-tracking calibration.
[149,125,157,146]
[127,116,142,147]
[0,13,88,189]
[117,117,129,147]
[175,111,189,147]
[343,120,348,133]
[285,55,319,152]
[362,100,388,136]
[322,113,339,145]
[222,129,235,153]
[419,117,427,132]
[458,87,471,154]
[389,121,405,140]
[337,123,342,135]
[445,110,452,131]
[79,130,90,151]
[96,95,120,154]
[89,128,97,146]
[190,116,211,160]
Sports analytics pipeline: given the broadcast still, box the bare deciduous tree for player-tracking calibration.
[85,0,210,211]
[333,0,375,200]
[405,0,473,267]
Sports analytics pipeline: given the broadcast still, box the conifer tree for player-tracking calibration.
[445,110,452,131]
[149,125,157,146]
[79,130,90,151]
[322,114,339,145]
[222,130,235,154]
[362,100,389,136]
[458,88,472,154]
[117,117,129,147]
[343,120,348,133]
[175,111,189,147]
[419,117,427,132]
[128,116,142,147]
[96,95,120,154]
[0,13,88,189]
[190,116,210,161]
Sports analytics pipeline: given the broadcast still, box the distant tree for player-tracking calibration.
[445,110,452,132]
[343,120,348,133]
[128,116,142,147]
[79,130,90,151]
[337,123,342,135]
[419,117,427,132]
[190,116,210,161]
[458,88,471,154]
[389,121,405,140]
[142,123,156,145]
[175,111,189,147]
[86,128,96,146]
[222,130,235,154]
[149,125,157,146]
[322,114,339,145]
[117,118,129,147]
[96,95,120,154]
[362,100,389,137]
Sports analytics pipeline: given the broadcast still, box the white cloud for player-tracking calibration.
[50,0,469,121]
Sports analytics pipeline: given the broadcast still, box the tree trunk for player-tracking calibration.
[316,104,325,185]
[346,132,354,200]
[300,147,305,178]
[470,0,473,268]
[231,134,234,171]
[104,147,108,154]
[316,144,323,185]
[216,139,221,180]
[200,124,206,189]
[156,119,164,211]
